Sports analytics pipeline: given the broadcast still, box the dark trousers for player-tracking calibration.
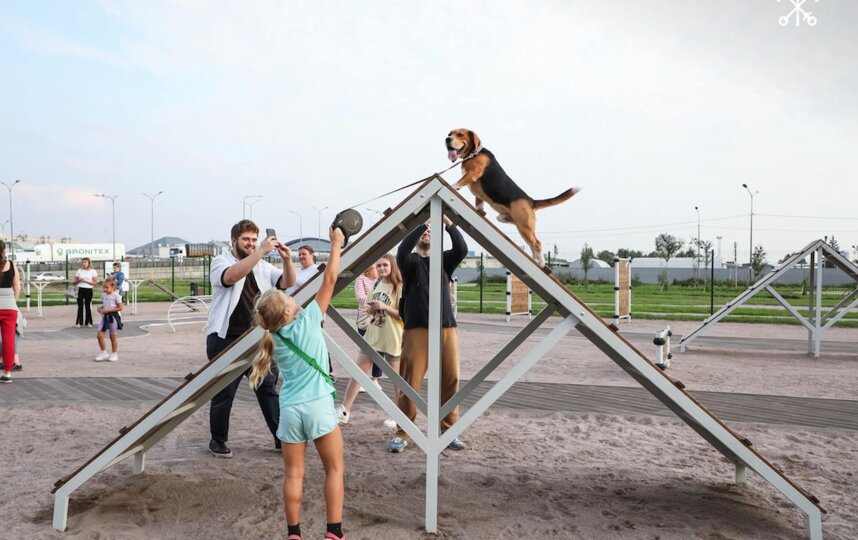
[207,333,280,444]
[76,287,93,326]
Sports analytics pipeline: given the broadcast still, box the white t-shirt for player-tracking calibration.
[76,268,98,289]
[285,264,319,295]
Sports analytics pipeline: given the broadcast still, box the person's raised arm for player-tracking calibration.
[443,217,468,272]
[275,244,296,289]
[397,223,426,272]
[316,227,345,314]
[222,235,276,286]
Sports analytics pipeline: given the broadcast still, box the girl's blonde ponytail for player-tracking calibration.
[249,289,288,389]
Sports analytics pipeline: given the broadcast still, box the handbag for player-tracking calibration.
[121,280,130,293]
[65,285,78,299]
[274,333,337,399]
[16,312,27,336]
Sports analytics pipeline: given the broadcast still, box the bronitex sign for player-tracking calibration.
[32,243,126,262]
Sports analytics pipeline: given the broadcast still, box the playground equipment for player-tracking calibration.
[680,239,858,358]
[653,325,671,369]
[613,258,632,325]
[51,176,825,539]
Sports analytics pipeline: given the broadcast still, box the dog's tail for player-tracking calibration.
[532,186,582,210]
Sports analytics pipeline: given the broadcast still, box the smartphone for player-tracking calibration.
[266,228,276,239]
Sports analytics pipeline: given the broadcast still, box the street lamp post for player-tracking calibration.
[95,194,118,261]
[1,180,21,260]
[289,211,303,246]
[366,207,383,225]
[247,198,262,220]
[741,183,758,279]
[242,195,262,219]
[312,206,329,242]
[694,205,701,277]
[143,191,164,258]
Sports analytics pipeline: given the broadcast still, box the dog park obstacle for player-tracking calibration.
[613,257,632,325]
[52,176,825,539]
[505,271,531,322]
[680,239,858,358]
[653,325,671,369]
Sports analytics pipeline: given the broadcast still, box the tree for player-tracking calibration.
[655,233,684,290]
[617,248,643,259]
[751,245,767,278]
[580,243,595,285]
[596,250,616,267]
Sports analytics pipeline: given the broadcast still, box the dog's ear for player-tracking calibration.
[468,130,482,151]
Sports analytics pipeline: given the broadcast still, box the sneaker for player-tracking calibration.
[85,324,93,328]
[388,437,408,453]
[12,364,22,372]
[208,439,232,458]
[274,439,282,451]
[0,375,11,384]
[382,418,397,430]
[94,351,110,361]
[335,405,350,425]
[75,324,81,328]
[108,353,119,362]
[358,386,366,393]
[447,437,466,451]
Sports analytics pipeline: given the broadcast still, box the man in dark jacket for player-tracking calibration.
[388,215,468,453]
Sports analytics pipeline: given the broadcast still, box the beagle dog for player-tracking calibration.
[446,128,580,266]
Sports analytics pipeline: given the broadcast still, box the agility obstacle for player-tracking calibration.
[613,258,632,325]
[52,176,825,539]
[680,239,858,358]
[653,325,672,369]
[505,271,531,322]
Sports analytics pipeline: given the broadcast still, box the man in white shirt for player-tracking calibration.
[207,220,296,458]
[285,244,319,295]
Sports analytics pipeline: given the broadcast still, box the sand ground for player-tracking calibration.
[3,302,857,539]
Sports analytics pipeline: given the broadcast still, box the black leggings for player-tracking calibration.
[76,287,94,326]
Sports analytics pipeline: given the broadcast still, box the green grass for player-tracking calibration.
[28,279,856,328]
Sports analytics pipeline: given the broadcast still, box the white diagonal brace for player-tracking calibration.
[765,285,814,332]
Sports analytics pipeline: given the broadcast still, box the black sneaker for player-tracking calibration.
[274,439,282,450]
[208,439,232,458]
[0,375,11,384]
[12,364,22,372]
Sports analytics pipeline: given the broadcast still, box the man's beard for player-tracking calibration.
[234,243,253,260]
[417,240,430,251]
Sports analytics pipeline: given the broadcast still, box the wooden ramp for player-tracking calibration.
[52,175,826,539]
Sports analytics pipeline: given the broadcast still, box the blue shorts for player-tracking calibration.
[277,394,338,444]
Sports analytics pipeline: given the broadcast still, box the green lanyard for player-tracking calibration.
[274,333,337,399]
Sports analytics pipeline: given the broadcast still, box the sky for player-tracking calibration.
[1,0,856,263]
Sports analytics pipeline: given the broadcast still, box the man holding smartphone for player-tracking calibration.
[207,219,296,458]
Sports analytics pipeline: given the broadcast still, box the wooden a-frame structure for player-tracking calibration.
[52,176,826,539]
[680,239,858,358]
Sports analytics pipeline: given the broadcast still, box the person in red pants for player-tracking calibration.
[0,240,20,383]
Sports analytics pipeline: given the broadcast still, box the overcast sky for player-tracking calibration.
[1,0,856,262]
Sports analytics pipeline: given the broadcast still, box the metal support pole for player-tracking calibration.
[710,249,715,315]
[813,247,823,358]
[424,196,443,533]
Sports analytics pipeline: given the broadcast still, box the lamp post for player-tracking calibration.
[289,210,303,246]
[95,194,118,261]
[741,183,758,278]
[312,206,329,242]
[1,180,21,260]
[694,205,701,277]
[247,198,262,220]
[242,195,262,219]
[366,207,383,225]
[143,191,164,258]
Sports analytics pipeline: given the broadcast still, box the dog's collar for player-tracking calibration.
[461,145,482,162]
